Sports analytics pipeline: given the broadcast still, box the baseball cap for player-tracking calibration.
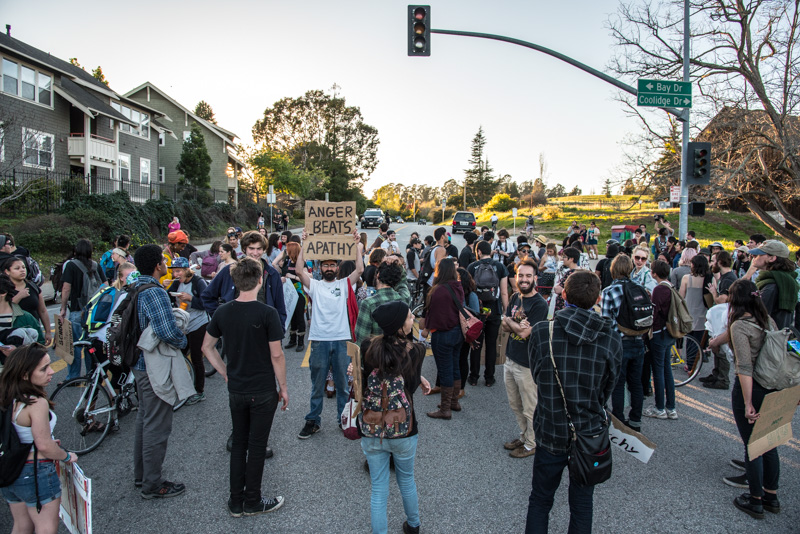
[517,242,531,251]
[168,257,190,269]
[168,230,189,244]
[749,240,790,258]
[736,246,750,254]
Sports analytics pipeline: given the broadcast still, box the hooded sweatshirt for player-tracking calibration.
[529,307,623,454]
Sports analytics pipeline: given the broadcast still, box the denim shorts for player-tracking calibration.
[1,461,62,507]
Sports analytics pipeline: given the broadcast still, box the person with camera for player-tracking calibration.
[653,215,674,237]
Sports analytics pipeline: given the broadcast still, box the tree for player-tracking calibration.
[608,0,800,244]
[249,148,321,200]
[547,183,567,198]
[530,178,548,206]
[91,66,108,86]
[373,184,403,214]
[602,179,613,198]
[176,123,212,203]
[252,87,380,194]
[194,100,217,124]
[568,185,582,196]
[69,58,82,69]
[463,127,498,207]
[485,193,518,212]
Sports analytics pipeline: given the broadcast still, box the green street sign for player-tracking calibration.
[637,79,692,108]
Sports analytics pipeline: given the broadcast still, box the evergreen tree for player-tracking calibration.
[177,123,212,204]
[602,179,613,197]
[194,100,217,124]
[464,127,498,206]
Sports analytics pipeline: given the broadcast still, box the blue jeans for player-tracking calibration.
[229,390,278,506]
[1,461,61,507]
[525,447,594,534]
[650,331,676,411]
[611,337,644,427]
[431,326,462,387]
[306,340,350,425]
[362,435,420,534]
[65,310,85,379]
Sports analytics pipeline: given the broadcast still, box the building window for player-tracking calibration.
[140,158,150,184]
[22,128,54,169]
[183,131,191,142]
[158,166,165,183]
[158,132,165,146]
[1,57,52,107]
[119,153,130,181]
[111,101,150,139]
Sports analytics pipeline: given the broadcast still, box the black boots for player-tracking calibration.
[296,333,305,352]
[285,331,297,349]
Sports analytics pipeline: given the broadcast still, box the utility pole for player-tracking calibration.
[462,178,467,210]
[678,0,691,239]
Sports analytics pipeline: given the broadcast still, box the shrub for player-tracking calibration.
[12,215,96,255]
[540,206,564,221]
[485,193,518,212]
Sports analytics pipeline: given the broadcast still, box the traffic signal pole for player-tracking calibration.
[678,0,691,240]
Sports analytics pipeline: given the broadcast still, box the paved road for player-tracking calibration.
[3,222,799,533]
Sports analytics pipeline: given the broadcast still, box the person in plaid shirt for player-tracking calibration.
[355,263,405,346]
[526,270,622,533]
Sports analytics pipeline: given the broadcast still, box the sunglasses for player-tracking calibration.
[227,233,237,238]
[634,256,647,261]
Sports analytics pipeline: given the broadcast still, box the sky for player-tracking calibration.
[2,0,656,198]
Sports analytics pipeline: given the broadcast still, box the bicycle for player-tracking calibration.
[670,334,704,386]
[51,341,195,454]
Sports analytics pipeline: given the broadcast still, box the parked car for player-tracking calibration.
[451,211,477,234]
[418,219,427,225]
[361,209,384,229]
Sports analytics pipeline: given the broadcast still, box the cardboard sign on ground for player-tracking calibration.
[54,314,74,364]
[748,384,800,460]
[347,341,362,416]
[609,413,657,464]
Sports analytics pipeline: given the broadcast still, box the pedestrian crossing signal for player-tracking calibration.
[408,5,430,57]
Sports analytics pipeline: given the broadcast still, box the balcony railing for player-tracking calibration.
[67,133,117,163]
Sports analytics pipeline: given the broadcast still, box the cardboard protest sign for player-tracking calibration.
[282,280,299,332]
[609,413,657,464]
[57,460,92,534]
[304,201,358,260]
[54,314,74,364]
[347,341,362,415]
[748,384,800,460]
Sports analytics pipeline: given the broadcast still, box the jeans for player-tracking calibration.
[1,461,61,507]
[470,316,501,381]
[306,340,350,425]
[431,326,462,387]
[731,377,780,498]
[133,369,174,492]
[504,359,538,449]
[525,447,595,534]
[650,331,676,411]
[362,435,420,534]
[229,390,278,506]
[65,310,86,379]
[611,337,644,427]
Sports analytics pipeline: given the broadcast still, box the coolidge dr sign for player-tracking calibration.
[303,201,359,260]
[637,79,692,108]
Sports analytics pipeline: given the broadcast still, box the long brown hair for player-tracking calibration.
[0,343,53,408]
[286,241,301,264]
[727,279,770,335]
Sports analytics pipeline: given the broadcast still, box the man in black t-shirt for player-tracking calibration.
[467,240,509,386]
[202,258,288,517]
[406,239,422,281]
[501,258,548,458]
[458,231,477,269]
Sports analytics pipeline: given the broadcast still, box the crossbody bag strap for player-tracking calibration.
[548,321,576,441]
[444,284,469,319]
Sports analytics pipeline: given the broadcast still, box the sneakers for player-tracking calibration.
[509,446,536,458]
[403,521,420,534]
[503,438,524,451]
[643,406,667,419]
[228,498,243,518]
[298,421,320,439]
[723,474,749,489]
[666,409,678,420]
[185,392,206,406]
[699,373,717,383]
[703,381,729,390]
[141,481,186,499]
[733,493,764,519]
[730,458,746,471]
[172,398,188,412]
[243,496,284,516]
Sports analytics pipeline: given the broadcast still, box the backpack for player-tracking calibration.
[15,254,43,288]
[358,369,413,441]
[0,402,33,487]
[616,279,654,336]
[417,245,440,286]
[600,259,613,289]
[749,324,800,391]
[106,283,158,368]
[50,259,68,294]
[82,285,119,334]
[473,261,500,303]
[72,260,103,309]
[201,254,218,278]
[660,282,693,339]
[99,249,116,280]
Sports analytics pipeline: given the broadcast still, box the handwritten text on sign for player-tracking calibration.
[303,235,357,261]
[54,314,74,364]
[609,414,656,464]
[305,201,356,235]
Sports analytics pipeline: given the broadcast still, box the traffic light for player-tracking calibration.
[686,142,711,185]
[689,202,706,216]
[408,5,430,56]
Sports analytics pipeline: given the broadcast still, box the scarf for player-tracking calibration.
[755,270,799,311]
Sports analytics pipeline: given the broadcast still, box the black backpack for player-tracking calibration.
[0,402,33,487]
[474,261,500,303]
[616,279,654,336]
[73,260,103,309]
[106,283,158,368]
[417,245,440,286]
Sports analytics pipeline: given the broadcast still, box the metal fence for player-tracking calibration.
[0,169,235,216]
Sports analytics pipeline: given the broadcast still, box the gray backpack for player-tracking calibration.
[751,324,800,391]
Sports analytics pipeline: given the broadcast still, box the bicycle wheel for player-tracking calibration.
[50,378,113,455]
[672,335,703,387]
[183,356,195,385]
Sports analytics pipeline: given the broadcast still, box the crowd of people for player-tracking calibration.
[1,213,799,533]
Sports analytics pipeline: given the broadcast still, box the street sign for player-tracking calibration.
[637,79,692,108]
[512,208,518,218]
[670,185,680,203]
[266,193,276,204]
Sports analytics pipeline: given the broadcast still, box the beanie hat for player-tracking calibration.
[371,301,410,336]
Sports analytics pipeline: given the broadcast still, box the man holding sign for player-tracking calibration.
[296,215,364,439]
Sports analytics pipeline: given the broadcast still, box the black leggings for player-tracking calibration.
[185,325,206,393]
[291,294,306,334]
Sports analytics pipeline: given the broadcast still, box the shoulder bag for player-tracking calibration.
[548,321,613,486]
[445,285,483,346]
